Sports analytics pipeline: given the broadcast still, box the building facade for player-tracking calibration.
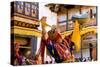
[11,1,41,65]
[11,1,97,65]
[45,3,97,61]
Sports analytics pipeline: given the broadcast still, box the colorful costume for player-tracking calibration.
[64,35,75,55]
[52,32,71,61]
[46,39,63,63]
[38,17,51,63]
[39,17,51,33]
[39,38,46,63]
[54,43,71,60]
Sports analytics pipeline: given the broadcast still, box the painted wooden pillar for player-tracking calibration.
[66,9,68,31]
[80,35,83,61]
[31,36,37,57]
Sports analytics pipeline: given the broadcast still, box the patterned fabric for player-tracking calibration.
[46,40,55,57]
[54,43,71,60]
[39,38,46,63]
[64,34,71,44]
[64,35,75,53]
[46,40,63,63]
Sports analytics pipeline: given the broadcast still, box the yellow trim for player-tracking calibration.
[80,26,97,35]
[11,26,42,37]
[61,26,97,38]
[11,26,97,38]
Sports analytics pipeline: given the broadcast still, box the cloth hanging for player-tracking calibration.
[71,20,81,52]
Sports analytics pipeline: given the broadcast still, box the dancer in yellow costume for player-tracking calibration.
[37,16,51,63]
[40,16,51,33]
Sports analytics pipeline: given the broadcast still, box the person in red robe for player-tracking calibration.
[48,25,71,61]
[54,32,71,61]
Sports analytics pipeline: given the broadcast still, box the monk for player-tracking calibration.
[48,25,71,62]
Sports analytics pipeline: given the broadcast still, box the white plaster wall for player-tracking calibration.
[82,49,90,59]
[39,2,57,32]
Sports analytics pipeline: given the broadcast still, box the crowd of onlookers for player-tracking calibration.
[75,57,95,62]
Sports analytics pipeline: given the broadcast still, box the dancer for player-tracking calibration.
[47,25,63,63]
[48,25,71,62]
[37,16,51,63]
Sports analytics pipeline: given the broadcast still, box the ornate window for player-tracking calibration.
[25,2,31,16]
[17,1,24,13]
[31,4,37,18]
[14,1,38,19]
[58,15,67,23]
